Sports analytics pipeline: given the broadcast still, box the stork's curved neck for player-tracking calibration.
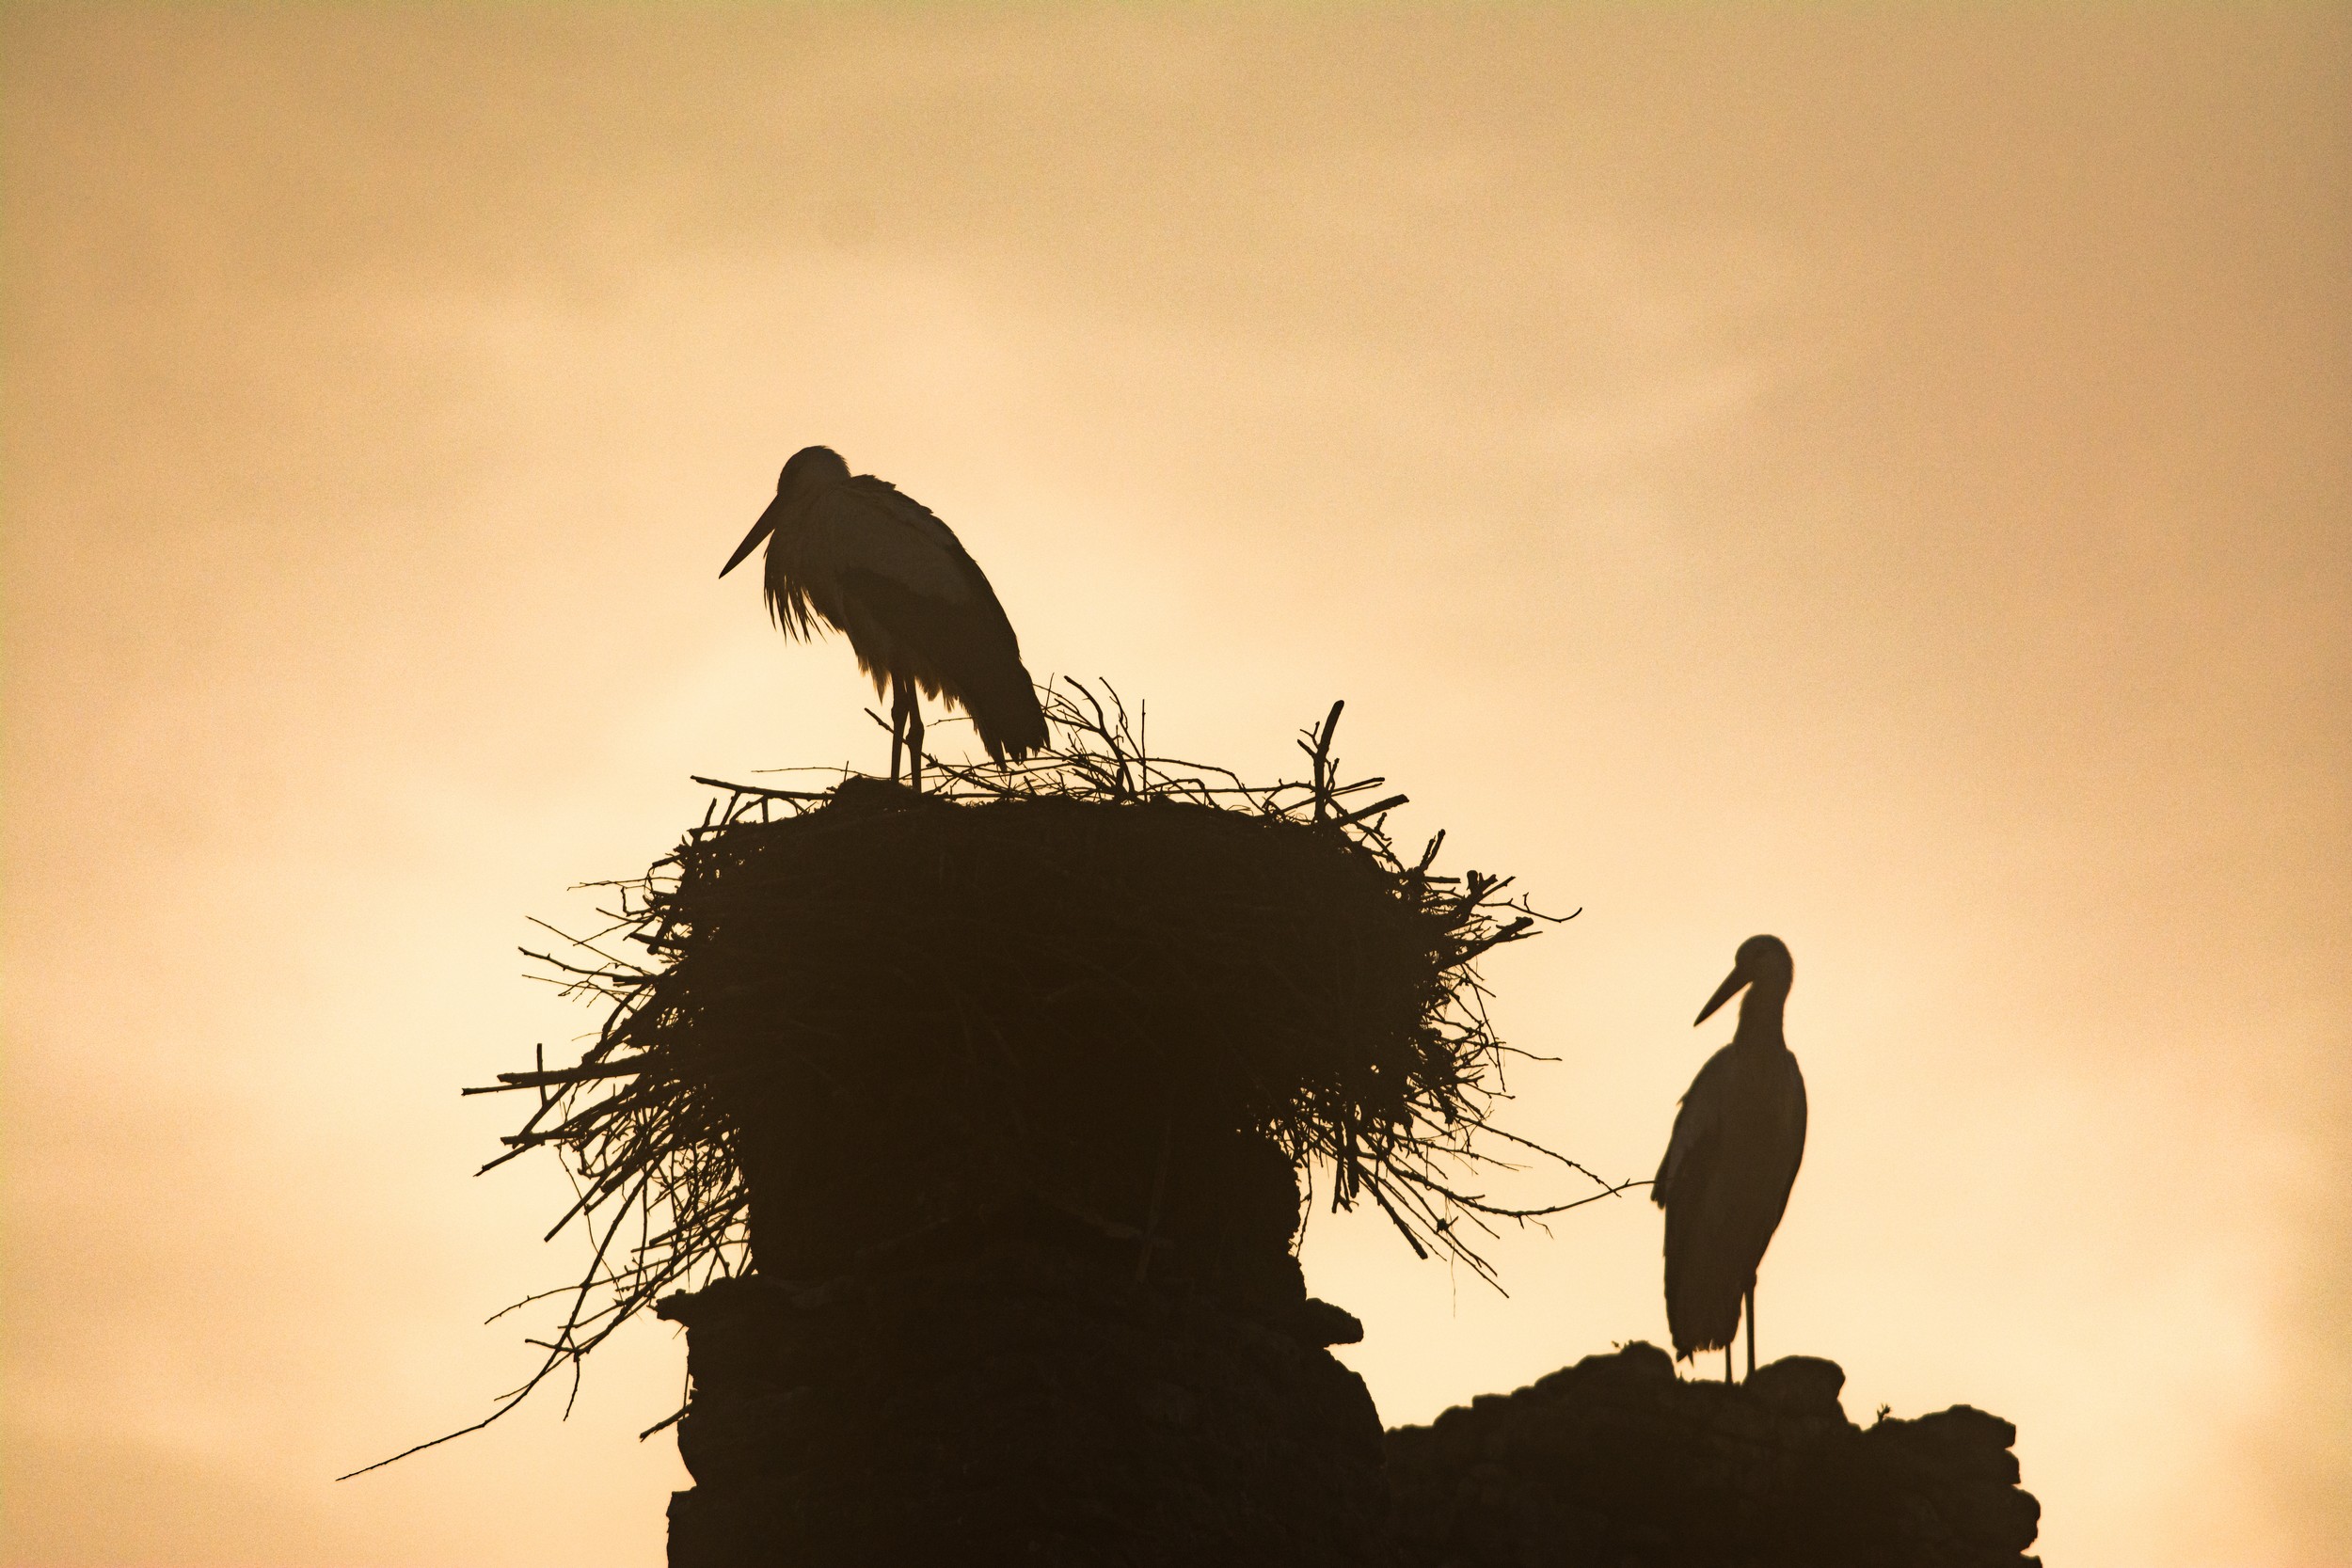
[1733,983,1789,1048]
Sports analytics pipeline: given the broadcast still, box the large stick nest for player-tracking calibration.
[369,685,1621,1471]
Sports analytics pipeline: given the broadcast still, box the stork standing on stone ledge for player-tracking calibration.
[1654,934,1808,1382]
[722,446,1049,789]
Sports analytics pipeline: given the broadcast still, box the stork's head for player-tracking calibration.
[722,446,853,578]
[1693,933,1794,1026]
[776,445,851,500]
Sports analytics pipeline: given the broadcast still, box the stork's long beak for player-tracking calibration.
[1694,963,1749,1027]
[720,497,784,578]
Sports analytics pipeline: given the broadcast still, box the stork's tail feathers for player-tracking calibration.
[963,666,1049,763]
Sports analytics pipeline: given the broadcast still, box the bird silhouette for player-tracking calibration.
[722,447,1049,788]
[1654,934,1807,1382]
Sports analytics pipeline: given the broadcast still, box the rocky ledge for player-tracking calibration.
[1386,1342,2040,1568]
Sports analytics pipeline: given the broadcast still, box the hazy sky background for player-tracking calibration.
[6,7,2346,1565]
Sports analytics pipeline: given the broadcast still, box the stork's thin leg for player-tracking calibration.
[888,678,908,783]
[1724,1344,1733,1384]
[906,696,925,792]
[1746,1287,1757,1380]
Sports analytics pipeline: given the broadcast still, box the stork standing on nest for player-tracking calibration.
[722,446,1049,789]
[1654,933,1807,1382]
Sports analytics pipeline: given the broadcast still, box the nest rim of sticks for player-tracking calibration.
[350,683,1630,1476]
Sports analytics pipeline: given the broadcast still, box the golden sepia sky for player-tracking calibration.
[5,7,2346,1565]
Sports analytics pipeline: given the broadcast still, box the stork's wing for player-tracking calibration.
[1658,1044,1752,1357]
[1653,1044,1732,1210]
[775,477,1048,760]
[789,478,989,605]
[1783,1053,1809,1196]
